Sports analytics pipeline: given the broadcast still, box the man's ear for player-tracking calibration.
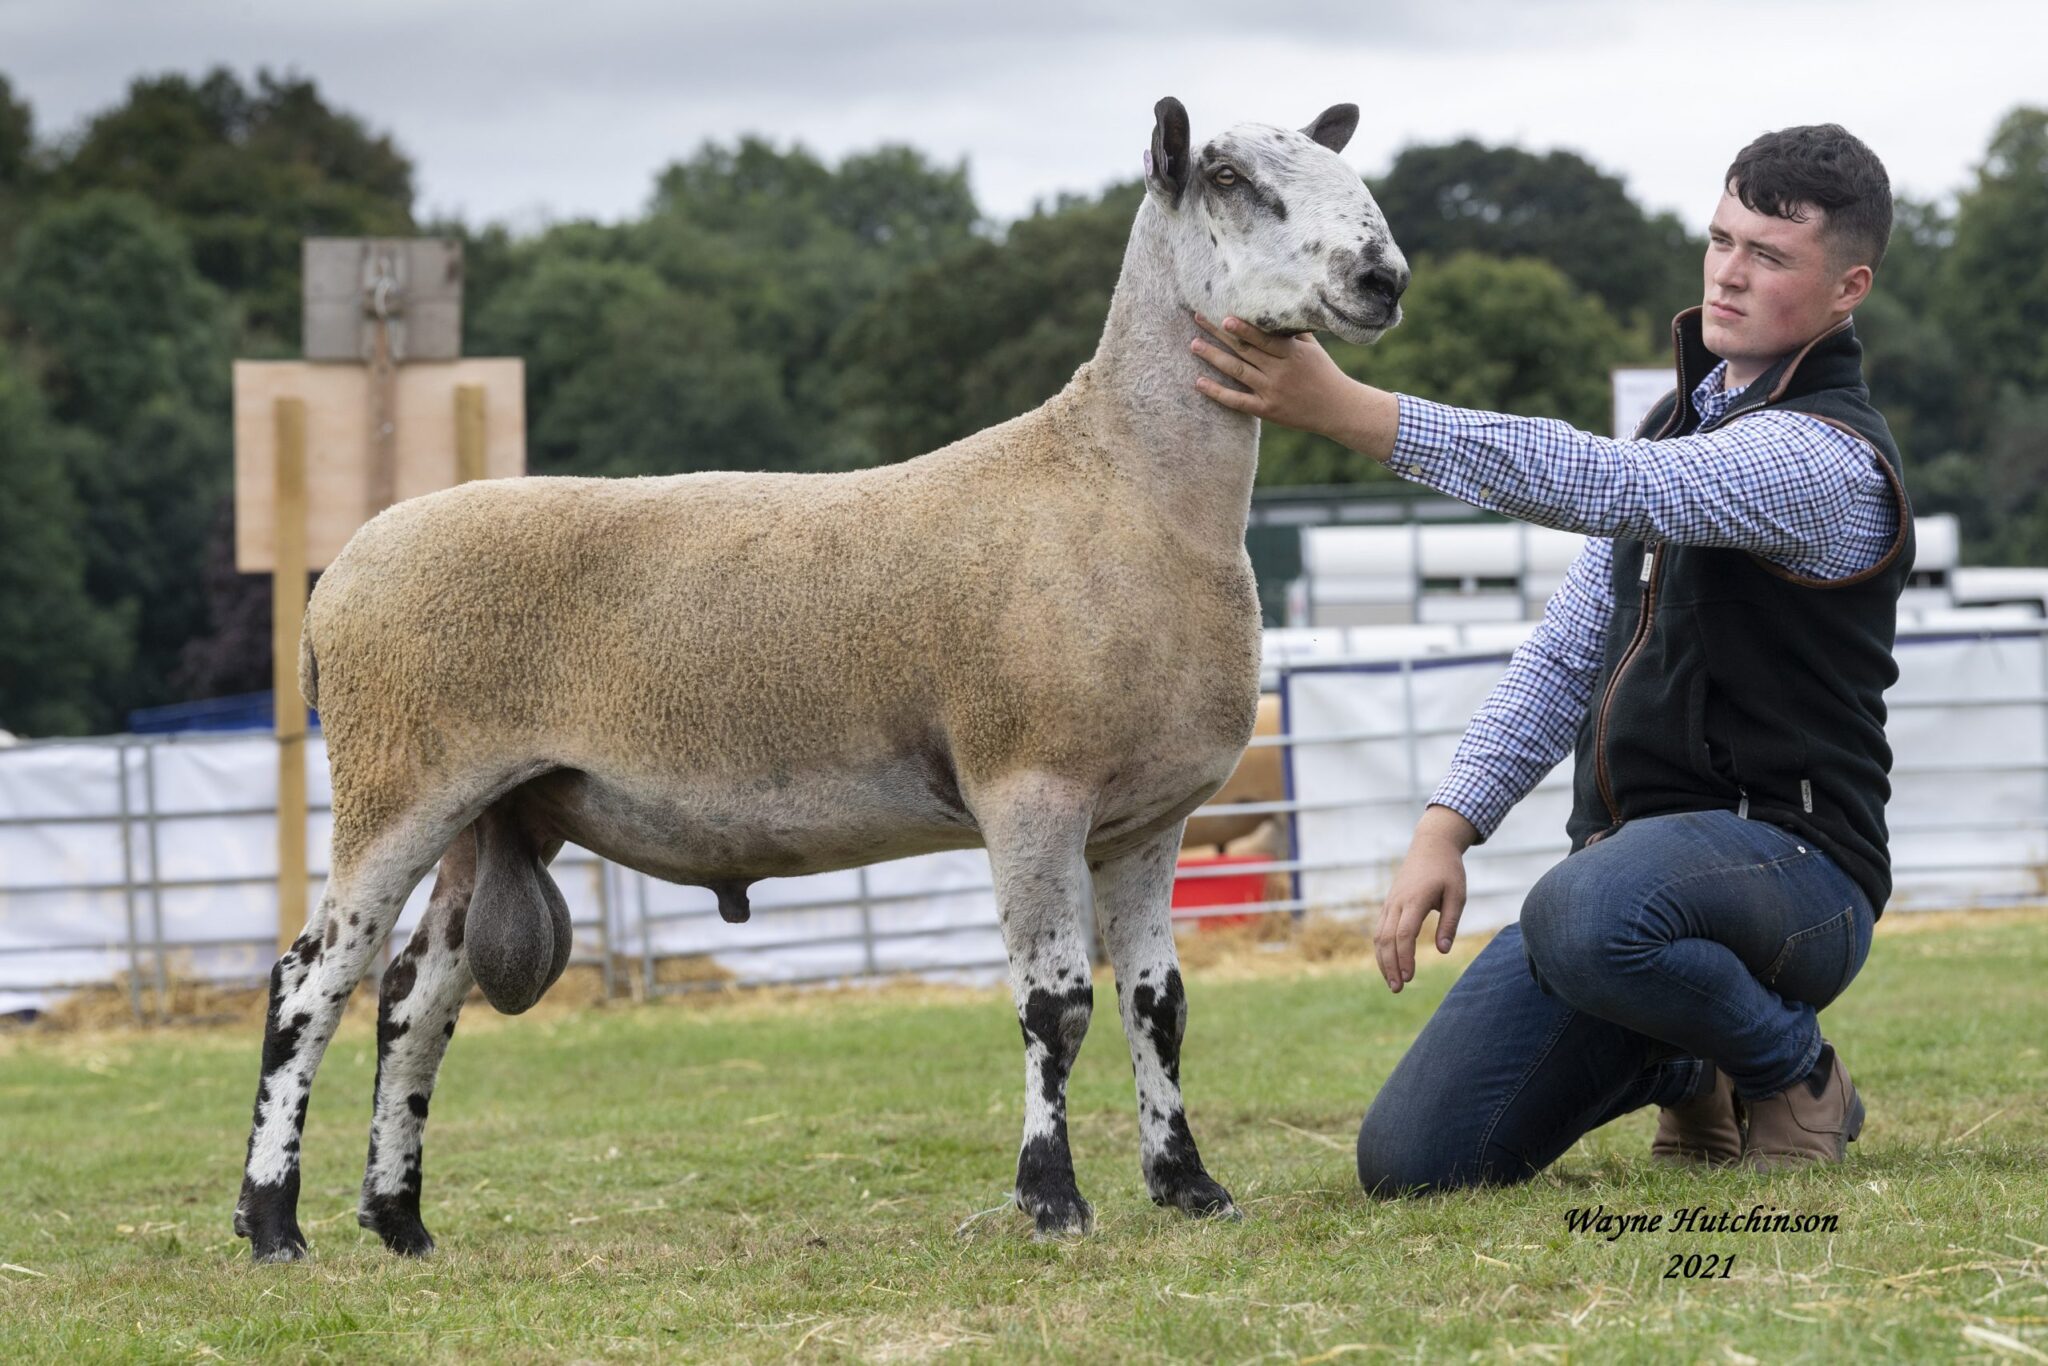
[1838,262,1875,312]
[1146,96,1191,208]
[1302,103,1359,155]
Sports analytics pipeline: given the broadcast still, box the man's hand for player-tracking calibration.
[1190,313,1401,461]
[1375,805,1478,993]
[1189,313,1356,436]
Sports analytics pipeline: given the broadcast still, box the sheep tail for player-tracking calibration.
[464,804,573,1014]
[297,621,319,711]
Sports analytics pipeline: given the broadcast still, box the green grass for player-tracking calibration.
[3,912,2046,1364]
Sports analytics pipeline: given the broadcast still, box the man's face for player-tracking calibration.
[1700,187,1867,372]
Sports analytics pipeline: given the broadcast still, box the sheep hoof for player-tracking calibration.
[1152,1173,1239,1220]
[359,1194,436,1258]
[252,1239,310,1265]
[235,1179,309,1263]
[1020,1191,1094,1240]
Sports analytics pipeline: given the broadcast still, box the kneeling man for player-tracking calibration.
[1193,124,1905,1185]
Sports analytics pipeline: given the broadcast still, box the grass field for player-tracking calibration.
[2,910,2045,1363]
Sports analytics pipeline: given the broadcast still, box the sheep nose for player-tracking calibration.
[1359,263,1409,307]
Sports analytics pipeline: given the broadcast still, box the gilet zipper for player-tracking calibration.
[1590,542,1664,838]
[1587,313,1703,844]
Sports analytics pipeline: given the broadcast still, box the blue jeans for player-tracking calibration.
[1355,809,1875,1194]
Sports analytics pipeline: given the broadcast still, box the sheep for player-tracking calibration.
[232,95,1409,1262]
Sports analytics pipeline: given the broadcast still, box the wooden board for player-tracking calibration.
[233,359,525,571]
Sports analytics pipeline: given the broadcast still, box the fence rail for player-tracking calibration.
[6,623,2047,1020]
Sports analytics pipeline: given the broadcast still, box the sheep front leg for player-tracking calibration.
[1094,821,1236,1218]
[979,776,1098,1239]
[359,832,478,1257]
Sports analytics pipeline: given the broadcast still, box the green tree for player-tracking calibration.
[1855,289,1968,462]
[468,252,670,431]
[0,358,131,736]
[470,249,803,476]
[6,190,232,434]
[468,137,983,478]
[640,136,982,449]
[1371,139,1701,334]
[51,67,415,350]
[3,192,234,721]
[536,288,801,477]
[0,75,31,276]
[0,75,27,188]
[829,145,980,259]
[1908,449,1993,552]
[828,181,1139,466]
[76,397,235,717]
[1879,197,1954,319]
[1976,385,2048,559]
[1854,197,1973,465]
[1940,107,2048,393]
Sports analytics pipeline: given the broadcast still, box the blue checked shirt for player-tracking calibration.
[1389,361,1899,840]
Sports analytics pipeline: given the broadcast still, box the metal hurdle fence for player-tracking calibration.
[5,623,2048,1019]
[0,733,614,1022]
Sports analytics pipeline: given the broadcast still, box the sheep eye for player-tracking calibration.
[1212,166,1238,187]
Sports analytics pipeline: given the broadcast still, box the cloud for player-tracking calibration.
[0,0,2037,232]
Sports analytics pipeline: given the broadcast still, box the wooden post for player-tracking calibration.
[455,384,486,484]
[274,397,310,956]
[366,314,398,518]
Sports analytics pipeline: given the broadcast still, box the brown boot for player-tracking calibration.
[1650,1063,1742,1168]
[1739,1042,1865,1172]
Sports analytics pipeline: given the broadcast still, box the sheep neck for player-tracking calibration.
[1081,198,1260,550]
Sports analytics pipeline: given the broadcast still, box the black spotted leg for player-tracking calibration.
[1094,820,1236,1218]
[234,835,442,1262]
[358,830,479,1256]
[976,774,1099,1238]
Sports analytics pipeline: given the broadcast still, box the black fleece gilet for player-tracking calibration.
[1563,307,1914,915]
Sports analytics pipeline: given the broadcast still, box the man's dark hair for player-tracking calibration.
[1725,124,1893,273]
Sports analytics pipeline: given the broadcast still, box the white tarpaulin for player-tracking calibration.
[1285,626,2048,932]
[0,736,1001,1015]
[5,624,2044,1014]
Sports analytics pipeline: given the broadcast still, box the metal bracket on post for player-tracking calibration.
[364,248,401,519]
[274,397,310,957]
[301,237,465,523]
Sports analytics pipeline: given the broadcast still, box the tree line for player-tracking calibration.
[1,69,2043,735]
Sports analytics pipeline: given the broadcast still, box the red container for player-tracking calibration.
[1171,854,1271,930]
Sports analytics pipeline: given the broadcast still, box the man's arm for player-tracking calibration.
[1426,537,1614,839]
[1375,538,1614,991]
[1189,314,1898,579]
[1380,398,1895,577]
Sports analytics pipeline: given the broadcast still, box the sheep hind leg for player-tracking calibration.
[1094,820,1236,1218]
[977,774,1099,1239]
[234,815,459,1262]
[358,827,480,1257]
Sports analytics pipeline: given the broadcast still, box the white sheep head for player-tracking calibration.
[1144,96,1408,345]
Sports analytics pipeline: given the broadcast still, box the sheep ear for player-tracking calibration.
[1302,103,1359,154]
[1147,96,1191,208]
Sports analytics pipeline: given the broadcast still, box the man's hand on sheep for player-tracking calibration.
[1190,313,1402,465]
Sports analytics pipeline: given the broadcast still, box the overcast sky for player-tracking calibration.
[2,1,2040,236]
